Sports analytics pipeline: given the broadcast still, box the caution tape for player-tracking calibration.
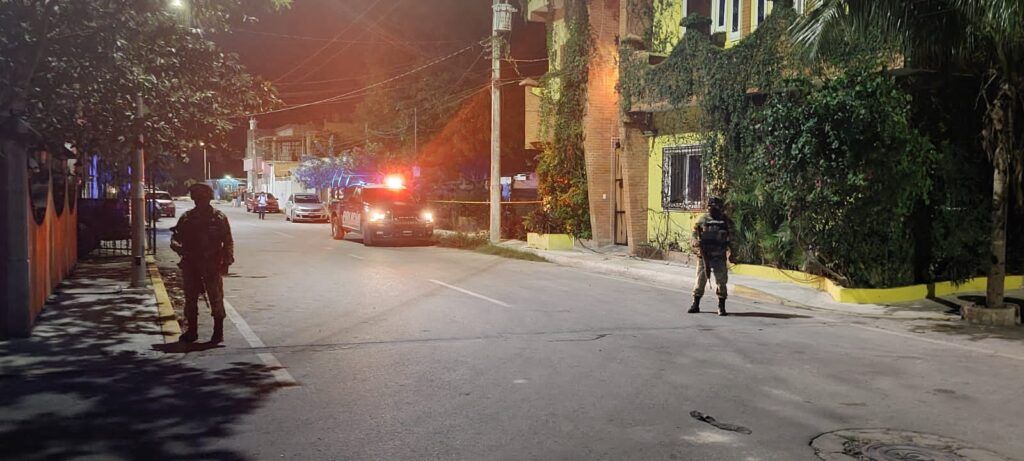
[427,200,542,205]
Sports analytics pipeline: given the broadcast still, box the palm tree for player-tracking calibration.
[791,0,1024,310]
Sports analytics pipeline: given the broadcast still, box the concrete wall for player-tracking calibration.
[28,180,79,323]
[1,129,79,336]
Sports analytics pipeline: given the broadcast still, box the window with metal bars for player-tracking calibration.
[662,145,704,210]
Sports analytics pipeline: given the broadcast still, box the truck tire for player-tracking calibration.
[362,221,375,246]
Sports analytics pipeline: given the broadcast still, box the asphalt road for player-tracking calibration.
[155,202,1024,461]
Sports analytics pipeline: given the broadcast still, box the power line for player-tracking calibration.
[233,28,467,45]
[272,0,384,83]
[288,0,406,83]
[247,43,479,117]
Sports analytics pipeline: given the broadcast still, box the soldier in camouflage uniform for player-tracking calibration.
[171,183,234,343]
[688,196,733,316]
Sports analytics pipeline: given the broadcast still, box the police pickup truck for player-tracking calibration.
[328,178,434,246]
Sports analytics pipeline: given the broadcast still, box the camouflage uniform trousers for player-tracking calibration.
[692,255,728,299]
[181,259,226,320]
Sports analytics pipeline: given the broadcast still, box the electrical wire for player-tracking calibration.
[272,0,384,83]
[233,28,466,45]
[288,0,406,83]
[246,43,480,117]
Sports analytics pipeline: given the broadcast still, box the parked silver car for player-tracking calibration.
[284,193,328,223]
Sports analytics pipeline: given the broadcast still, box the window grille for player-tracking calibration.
[662,145,704,210]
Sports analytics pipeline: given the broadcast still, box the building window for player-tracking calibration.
[662,145,704,210]
[757,0,766,23]
[716,0,726,30]
[732,0,741,33]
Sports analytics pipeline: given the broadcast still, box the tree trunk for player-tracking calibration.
[985,83,1014,309]
[987,158,1008,309]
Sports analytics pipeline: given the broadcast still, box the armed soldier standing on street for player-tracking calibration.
[688,196,733,316]
[171,183,234,343]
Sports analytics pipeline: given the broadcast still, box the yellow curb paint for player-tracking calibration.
[527,233,574,250]
[146,255,181,343]
[730,263,1022,305]
[934,276,1024,298]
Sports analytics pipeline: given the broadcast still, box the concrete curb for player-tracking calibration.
[146,255,181,343]
[504,243,959,321]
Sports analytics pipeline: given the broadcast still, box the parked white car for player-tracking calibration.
[284,193,328,223]
[146,190,176,217]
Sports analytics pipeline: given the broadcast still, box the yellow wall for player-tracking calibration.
[647,130,704,250]
[652,0,683,54]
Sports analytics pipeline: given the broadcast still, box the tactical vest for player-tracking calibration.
[699,217,729,256]
[176,211,227,260]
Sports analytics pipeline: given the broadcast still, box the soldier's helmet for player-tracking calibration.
[189,183,214,201]
[707,196,724,209]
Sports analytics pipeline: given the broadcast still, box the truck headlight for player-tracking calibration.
[421,212,433,223]
[369,211,386,222]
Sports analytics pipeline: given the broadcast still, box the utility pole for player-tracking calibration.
[130,94,147,287]
[491,1,511,243]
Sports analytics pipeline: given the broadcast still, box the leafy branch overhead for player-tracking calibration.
[0,0,288,162]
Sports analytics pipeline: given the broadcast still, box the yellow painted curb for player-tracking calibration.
[527,233,574,250]
[730,263,1023,305]
[146,255,181,343]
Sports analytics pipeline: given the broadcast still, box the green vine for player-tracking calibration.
[528,0,593,238]
[617,1,971,288]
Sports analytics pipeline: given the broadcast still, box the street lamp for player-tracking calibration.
[169,0,184,8]
[198,140,208,181]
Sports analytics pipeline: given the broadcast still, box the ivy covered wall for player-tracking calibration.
[619,1,1019,288]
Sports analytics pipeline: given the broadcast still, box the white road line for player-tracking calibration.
[223,299,298,386]
[272,230,294,238]
[348,254,366,260]
[429,279,511,307]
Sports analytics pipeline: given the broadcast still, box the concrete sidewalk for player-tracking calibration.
[0,256,282,460]
[500,239,983,321]
[0,257,169,376]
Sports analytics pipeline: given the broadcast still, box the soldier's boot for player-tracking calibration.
[210,317,224,344]
[180,313,199,343]
[687,296,701,314]
[717,298,728,316]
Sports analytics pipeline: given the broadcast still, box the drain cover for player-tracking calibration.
[811,429,1014,461]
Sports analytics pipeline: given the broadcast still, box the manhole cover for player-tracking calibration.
[811,429,1015,461]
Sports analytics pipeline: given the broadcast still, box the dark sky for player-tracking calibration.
[201,0,545,181]
[221,0,494,125]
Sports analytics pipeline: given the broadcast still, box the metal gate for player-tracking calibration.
[614,148,628,246]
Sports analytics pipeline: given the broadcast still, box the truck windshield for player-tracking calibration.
[362,188,412,204]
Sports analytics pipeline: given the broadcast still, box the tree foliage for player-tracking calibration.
[790,0,1024,306]
[0,0,287,170]
[747,69,938,287]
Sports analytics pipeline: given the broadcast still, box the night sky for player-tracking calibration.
[188,0,546,186]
